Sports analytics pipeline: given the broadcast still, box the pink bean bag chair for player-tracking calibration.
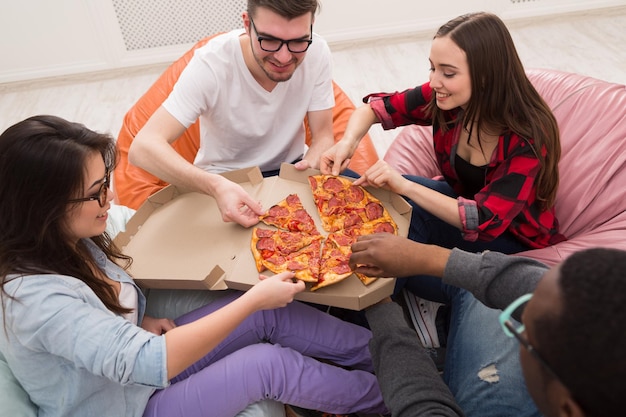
[383,68,626,265]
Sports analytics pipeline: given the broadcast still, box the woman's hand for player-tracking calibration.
[248,272,306,310]
[353,160,411,195]
[141,315,176,335]
[320,139,356,175]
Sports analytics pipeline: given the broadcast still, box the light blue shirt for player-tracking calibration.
[0,239,168,417]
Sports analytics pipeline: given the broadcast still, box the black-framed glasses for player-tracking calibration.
[499,294,563,381]
[249,16,313,53]
[68,171,110,208]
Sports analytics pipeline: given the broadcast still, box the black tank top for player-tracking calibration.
[454,153,487,198]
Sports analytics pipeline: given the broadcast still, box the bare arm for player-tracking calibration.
[295,108,335,170]
[129,106,221,195]
[128,107,263,226]
[353,160,462,229]
[320,104,379,175]
[164,272,305,378]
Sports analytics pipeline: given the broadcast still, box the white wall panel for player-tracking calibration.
[0,0,622,83]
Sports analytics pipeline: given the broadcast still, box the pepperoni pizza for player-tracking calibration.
[250,175,398,291]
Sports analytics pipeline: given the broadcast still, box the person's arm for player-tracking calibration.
[164,272,304,377]
[320,104,379,175]
[366,300,465,417]
[295,108,335,170]
[457,143,543,242]
[350,235,547,318]
[443,248,546,317]
[128,107,225,195]
[353,160,462,228]
[128,107,263,227]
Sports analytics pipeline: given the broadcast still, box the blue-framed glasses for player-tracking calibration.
[249,16,313,53]
[68,171,110,208]
[499,293,563,381]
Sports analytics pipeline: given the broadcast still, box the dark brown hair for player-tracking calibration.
[429,12,560,209]
[0,115,132,315]
[247,0,319,20]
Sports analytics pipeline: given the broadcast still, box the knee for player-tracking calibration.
[235,343,300,373]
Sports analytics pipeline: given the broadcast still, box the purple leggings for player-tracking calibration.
[143,292,387,416]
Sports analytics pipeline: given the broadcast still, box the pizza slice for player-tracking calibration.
[308,174,398,233]
[312,232,355,291]
[259,193,320,235]
[250,228,322,282]
[339,218,399,286]
[308,175,367,231]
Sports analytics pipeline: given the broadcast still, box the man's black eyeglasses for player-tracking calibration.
[249,16,313,53]
[68,171,110,208]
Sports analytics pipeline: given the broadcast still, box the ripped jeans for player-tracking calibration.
[397,176,541,417]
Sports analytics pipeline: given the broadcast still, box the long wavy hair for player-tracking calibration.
[0,115,132,315]
[428,12,560,209]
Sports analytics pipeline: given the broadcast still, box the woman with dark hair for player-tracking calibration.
[323,12,564,259]
[0,115,387,417]
[321,12,563,417]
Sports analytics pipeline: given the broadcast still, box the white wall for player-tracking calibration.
[315,0,624,42]
[0,0,622,83]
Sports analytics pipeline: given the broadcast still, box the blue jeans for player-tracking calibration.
[399,176,541,417]
[143,292,386,417]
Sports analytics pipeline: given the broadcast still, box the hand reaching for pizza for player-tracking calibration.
[248,272,306,310]
[352,160,411,196]
[349,233,424,278]
[212,177,264,227]
[319,139,356,176]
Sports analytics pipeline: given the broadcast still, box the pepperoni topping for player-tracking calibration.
[344,185,365,203]
[293,209,311,223]
[286,194,301,207]
[365,202,384,221]
[322,177,345,193]
[331,263,352,274]
[256,237,275,251]
[279,232,304,246]
[266,205,289,218]
[333,233,355,246]
[308,176,318,192]
[287,259,306,270]
[255,229,274,238]
[343,213,364,229]
[327,196,342,208]
[266,254,286,264]
[374,222,396,234]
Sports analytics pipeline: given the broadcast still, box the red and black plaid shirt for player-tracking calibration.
[366,83,566,248]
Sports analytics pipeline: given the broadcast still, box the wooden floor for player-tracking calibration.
[0,6,624,158]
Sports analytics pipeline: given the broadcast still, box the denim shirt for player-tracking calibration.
[0,239,169,417]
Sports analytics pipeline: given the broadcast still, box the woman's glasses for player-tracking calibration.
[68,172,110,207]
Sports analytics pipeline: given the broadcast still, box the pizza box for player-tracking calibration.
[114,163,412,310]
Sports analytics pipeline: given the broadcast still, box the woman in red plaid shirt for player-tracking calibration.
[321,12,565,417]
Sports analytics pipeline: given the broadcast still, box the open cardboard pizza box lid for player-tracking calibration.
[114,164,412,310]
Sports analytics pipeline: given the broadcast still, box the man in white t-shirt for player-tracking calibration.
[129,0,334,227]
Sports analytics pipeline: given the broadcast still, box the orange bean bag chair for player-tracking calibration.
[114,34,379,209]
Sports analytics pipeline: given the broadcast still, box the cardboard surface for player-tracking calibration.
[115,164,412,310]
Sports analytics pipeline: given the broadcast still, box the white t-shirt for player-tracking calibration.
[162,29,335,174]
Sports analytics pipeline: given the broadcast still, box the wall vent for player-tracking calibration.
[112,0,246,51]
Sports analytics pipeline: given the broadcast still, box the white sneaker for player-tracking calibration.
[403,290,443,348]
